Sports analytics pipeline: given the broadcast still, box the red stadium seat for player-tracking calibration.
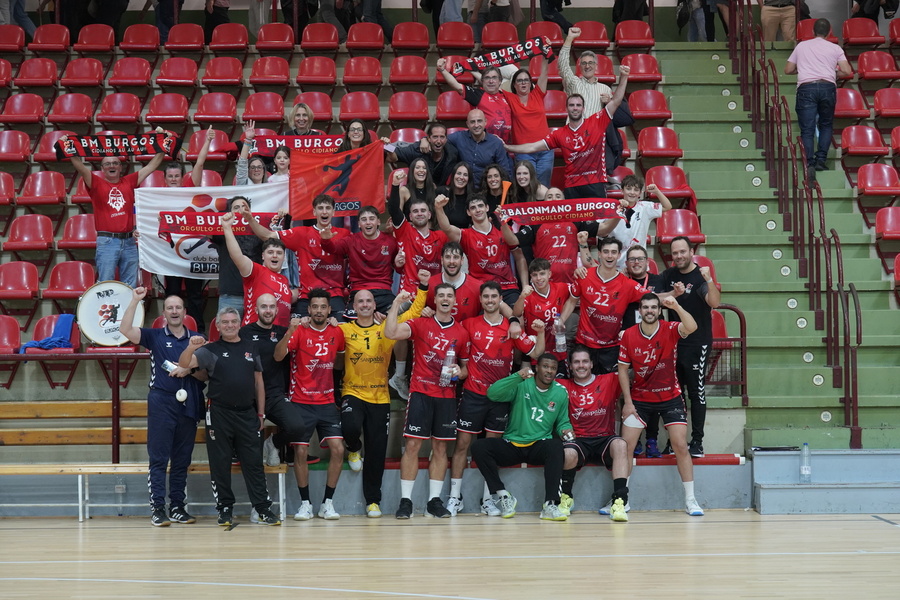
[42,261,95,313]
[152,315,198,330]
[856,162,900,227]
[391,21,430,57]
[201,57,246,97]
[73,24,116,74]
[388,91,430,129]
[590,54,617,86]
[619,128,632,162]
[840,125,889,183]
[249,56,291,97]
[481,21,519,52]
[205,317,218,341]
[645,165,698,212]
[629,89,672,132]
[605,164,634,200]
[193,92,238,136]
[56,213,97,261]
[25,314,83,389]
[0,130,32,187]
[620,53,662,91]
[797,18,838,44]
[338,91,381,128]
[890,126,900,169]
[120,24,161,68]
[294,92,335,133]
[301,23,340,59]
[209,23,250,64]
[27,24,70,67]
[874,88,900,133]
[544,89,568,125]
[185,128,232,173]
[0,171,13,236]
[636,127,683,174]
[243,92,287,132]
[0,314,22,387]
[60,58,105,105]
[17,170,67,232]
[526,21,564,50]
[842,17,886,60]
[655,209,705,262]
[689,255,721,291]
[435,55,475,91]
[891,18,900,60]
[435,90,471,128]
[614,20,654,59]
[528,55,561,88]
[108,58,153,107]
[295,55,338,96]
[46,94,94,135]
[342,56,384,94]
[389,127,426,145]
[0,58,10,102]
[145,93,190,138]
[156,57,200,104]
[389,55,429,93]
[833,88,871,142]
[164,23,205,61]
[875,206,900,274]
[2,214,54,280]
[138,170,166,188]
[0,25,26,68]
[0,262,40,331]
[856,51,900,106]
[70,177,93,210]
[0,93,45,141]
[572,20,610,54]
[195,170,223,187]
[14,58,59,103]
[256,22,296,61]
[437,22,475,56]
[346,22,385,58]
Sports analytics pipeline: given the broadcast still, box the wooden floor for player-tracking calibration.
[1,510,899,599]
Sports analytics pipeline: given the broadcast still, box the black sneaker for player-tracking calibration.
[217,506,233,526]
[395,498,413,519]
[426,497,451,518]
[256,508,282,526]
[169,506,196,524]
[814,161,829,172]
[151,507,171,527]
[689,439,705,458]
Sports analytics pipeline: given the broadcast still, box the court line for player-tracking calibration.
[0,578,495,600]
[871,515,900,527]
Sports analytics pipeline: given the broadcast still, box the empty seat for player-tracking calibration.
[108,57,153,106]
[145,93,191,138]
[194,92,238,135]
[875,206,900,274]
[164,23,205,60]
[0,130,32,185]
[17,170,67,232]
[0,93,45,140]
[156,57,200,104]
[201,56,246,96]
[27,24,70,67]
[636,127,683,173]
[389,55,429,93]
[842,17,886,59]
[797,18,839,43]
[25,314,83,389]
[243,92,286,132]
[437,22,475,56]
[73,23,116,74]
[529,55,562,87]
[120,24,161,68]
[391,21,430,57]
[572,20,611,54]
[614,20,654,60]
[42,261,95,313]
[856,162,900,227]
[185,128,232,171]
[0,171,13,236]
[2,214,55,280]
[481,21,519,52]
[655,209,705,262]
[891,18,900,60]
[525,21,564,50]
[645,165,698,212]
[389,127,426,145]
[874,88,900,133]
[56,213,98,261]
[138,170,166,189]
[46,93,94,135]
[0,261,40,331]
[294,91,334,133]
[0,25,26,68]
[338,91,381,128]
[301,23,340,58]
[0,314,22,356]
[210,23,250,64]
[620,53,662,90]
[249,56,291,97]
[256,22,296,61]
[435,91,471,128]
[60,58,105,103]
[14,57,59,100]
[0,58,10,102]
[342,56,383,94]
[96,93,143,133]
[840,125,889,183]
[629,89,672,132]
[296,56,337,96]
[833,88,871,140]
[346,22,385,58]
[388,91,430,129]
[544,89,568,125]
[857,51,900,106]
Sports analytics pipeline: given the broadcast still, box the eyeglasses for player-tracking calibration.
[482,75,500,81]
[626,257,647,263]
[249,165,265,170]
[348,127,365,133]
[515,78,531,85]
[580,61,597,66]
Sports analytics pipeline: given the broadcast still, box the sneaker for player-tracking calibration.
[388,374,410,401]
[347,451,363,472]
[497,493,517,519]
[686,497,704,516]
[256,508,282,525]
[263,436,280,467]
[558,493,574,516]
[447,496,464,516]
[250,508,260,524]
[151,507,171,527]
[293,500,313,521]
[217,506,233,526]
[599,500,631,515]
[645,438,662,458]
[366,503,382,518]
[814,160,829,172]
[318,498,340,520]
[689,439,705,458]
[540,501,568,521]
[633,439,643,456]
[610,498,629,522]
[395,497,414,519]
[481,497,502,517]
[169,506,195,524]
[426,497,451,518]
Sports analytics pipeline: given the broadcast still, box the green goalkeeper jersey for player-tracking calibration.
[487,373,572,446]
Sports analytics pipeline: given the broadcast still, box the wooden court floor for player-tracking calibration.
[1,510,898,599]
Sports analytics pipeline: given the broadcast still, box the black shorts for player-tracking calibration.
[564,435,620,470]
[501,288,520,306]
[457,389,509,435]
[632,397,688,429]
[404,392,458,441]
[296,402,344,447]
[589,345,619,375]
[294,296,346,321]
[348,288,396,315]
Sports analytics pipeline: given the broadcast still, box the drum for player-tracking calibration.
[76,281,144,346]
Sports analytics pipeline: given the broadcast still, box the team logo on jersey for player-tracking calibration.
[472,351,484,362]
[381,246,390,256]
[547,401,557,412]
[306,359,320,371]
[349,352,363,365]
[244,352,253,361]
[423,350,436,363]
[108,186,126,212]
[165,342,172,348]
[252,335,260,341]
[222,352,229,358]
[309,259,321,270]
[270,332,278,342]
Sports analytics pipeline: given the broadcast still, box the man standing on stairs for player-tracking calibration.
[784,18,853,181]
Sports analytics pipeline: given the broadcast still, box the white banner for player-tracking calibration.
[135,181,289,279]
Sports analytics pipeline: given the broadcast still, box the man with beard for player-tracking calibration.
[426,241,484,321]
[386,123,459,186]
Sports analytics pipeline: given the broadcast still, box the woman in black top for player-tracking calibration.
[479,163,511,214]
[436,161,474,229]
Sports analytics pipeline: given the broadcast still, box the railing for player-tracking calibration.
[706,303,749,406]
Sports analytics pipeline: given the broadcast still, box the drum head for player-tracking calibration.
[76,280,145,346]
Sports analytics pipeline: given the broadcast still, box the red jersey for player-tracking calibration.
[462,315,536,395]
[618,321,684,404]
[427,273,483,321]
[572,269,646,348]
[280,225,350,298]
[408,317,470,399]
[533,222,581,285]
[459,226,517,290]
[521,282,574,360]
[543,108,612,188]
[242,262,293,328]
[285,324,345,404]
[558,374,620,438]
[464,87,513,142]
[394,220,447,293]
[321,231,398,292]
[89,172,139,232]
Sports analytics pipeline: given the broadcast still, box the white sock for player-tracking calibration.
[483,481,492,502]
[429,479,444,500]
[400,479,415,500]
[683,480,695,501]
[449,478,462,499]
[394,361,407,377]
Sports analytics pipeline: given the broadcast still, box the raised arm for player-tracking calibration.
[384,291,414,340]
[237,205,279,241]
[178,335,207,369]
[189,126,216,187]
[274,318,300,361]
[700,266,721,309]
[646,183,673,212]
[137,149,167,184]
[434,193,461,242]
[536,55,550,92]
[436,57,465,95]
[388,170,408,227]
[662,296,698,337]
[118,286,147,345]
[558,27,580,91]
[63,137,93,187]
[603,64,631,116]
[504,139,549,155]
[221,212,254,277]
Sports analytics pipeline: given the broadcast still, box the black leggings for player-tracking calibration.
[472,437,564,504]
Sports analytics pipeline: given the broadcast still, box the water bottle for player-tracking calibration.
[439,342,456,387]
[552,312,567,353]
[799,442,812,484]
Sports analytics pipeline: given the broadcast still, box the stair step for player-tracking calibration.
[754,481,900,514]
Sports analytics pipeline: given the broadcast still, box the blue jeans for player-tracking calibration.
[795,82,836,166]
[96,234,138,287]
[361,0,393,43]
[12,0,37,38]
[688,6,706,41]
[516,150,555,189]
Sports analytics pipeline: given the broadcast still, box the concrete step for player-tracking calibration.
[752,449,900,483]
[754,481,900,514]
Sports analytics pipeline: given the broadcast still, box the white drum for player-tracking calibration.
[76,281,144,346]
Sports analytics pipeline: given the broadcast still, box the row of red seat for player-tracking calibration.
[832,17,900,58]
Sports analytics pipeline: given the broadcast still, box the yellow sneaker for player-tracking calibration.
[366,503,382,518]
[348,451,363,472]
[610,498,629,522]
[559,493,574,516]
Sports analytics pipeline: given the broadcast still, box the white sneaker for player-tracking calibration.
[366,503,382,518]
[318,498,340,520]
[447,496,464,516]
[599,499,631,515]
[347,451,363,472]
[388,374,410,401]
[250,508,260,524]
[481,497,502,517]
[293,500,313,521]
[263,436,280,467]
[496,493,516,519]
[539,501,568,521]
[685,497,704,516]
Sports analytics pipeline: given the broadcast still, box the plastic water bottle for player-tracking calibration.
[439,342,457,387]
[799,442,812,484]
[552,312,567,353]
